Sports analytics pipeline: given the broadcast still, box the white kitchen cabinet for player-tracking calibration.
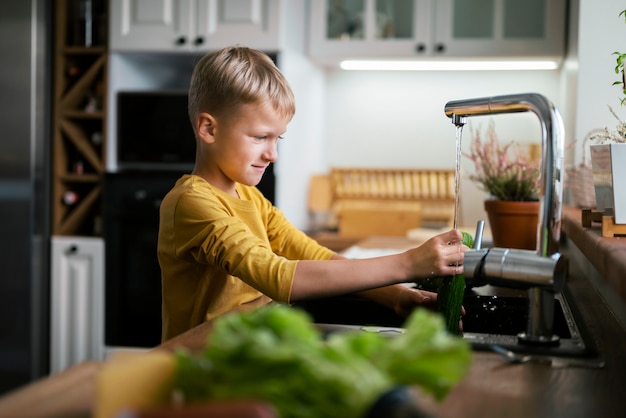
[434,0,566,57]
[110,0,282,52]
[309,0,566,65]
[50,236,105,374]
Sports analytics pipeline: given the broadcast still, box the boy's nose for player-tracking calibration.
[263,142,278,162]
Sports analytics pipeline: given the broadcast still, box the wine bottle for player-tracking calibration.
[63,191,79,206]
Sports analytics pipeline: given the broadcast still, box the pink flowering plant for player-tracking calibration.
[464,122,541,201]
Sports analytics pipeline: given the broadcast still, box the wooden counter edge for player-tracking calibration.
[0,295,274,417]
[561,205,626,302]
[0,361,101,418]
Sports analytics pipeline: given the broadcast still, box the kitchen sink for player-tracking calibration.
[297,284,598,358]
[459,287,595,357]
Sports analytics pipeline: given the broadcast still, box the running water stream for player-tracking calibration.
[453,125,464,231]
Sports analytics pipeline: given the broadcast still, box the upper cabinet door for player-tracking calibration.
[110,0,282,52]
[195,0,281,51]
[309,0,433,63]
[308,0,566,66]
[110,0,193,51]
[434,0,566,57]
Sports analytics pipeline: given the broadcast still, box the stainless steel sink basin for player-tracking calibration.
[460,288,595,357]
[297,284,598,358]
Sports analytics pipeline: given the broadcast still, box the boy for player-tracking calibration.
[157,46,467,341]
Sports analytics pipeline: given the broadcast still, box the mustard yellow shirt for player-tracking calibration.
[158,174,334,341]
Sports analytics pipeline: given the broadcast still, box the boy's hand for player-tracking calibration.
[392,287,438,317]
[383,285,465,332]
[408,229,469,279]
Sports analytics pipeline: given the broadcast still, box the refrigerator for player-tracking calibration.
[0,0,51,394]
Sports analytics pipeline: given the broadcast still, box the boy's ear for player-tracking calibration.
[196,112,216,143]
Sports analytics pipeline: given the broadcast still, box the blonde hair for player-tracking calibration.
[188,46,295,130]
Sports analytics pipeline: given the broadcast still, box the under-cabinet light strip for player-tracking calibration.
[339,60,560,71]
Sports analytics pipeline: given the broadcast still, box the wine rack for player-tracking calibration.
[52,0,108,236]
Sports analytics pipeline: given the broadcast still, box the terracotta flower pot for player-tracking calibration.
[484,200,540,250]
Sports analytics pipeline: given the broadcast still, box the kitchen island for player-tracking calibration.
[1,207,625,418]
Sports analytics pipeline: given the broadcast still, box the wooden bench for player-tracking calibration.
[308,168,456,238]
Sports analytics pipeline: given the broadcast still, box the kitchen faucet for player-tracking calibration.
[445,93,568,345]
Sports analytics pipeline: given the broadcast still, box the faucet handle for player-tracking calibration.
[463,248,489,288]
[480,249,567,292]
[473,220,485,250]
[463,247,567,292]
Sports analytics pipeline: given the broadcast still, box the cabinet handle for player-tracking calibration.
[435,43,446,53]
[194,36,205,46]
[415,43,426,53]
[175,36,187,45]
[66,245,78,255]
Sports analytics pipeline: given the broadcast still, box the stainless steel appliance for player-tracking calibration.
[104,172,182,348]
[0,0,51,394]
[116,91,196,172]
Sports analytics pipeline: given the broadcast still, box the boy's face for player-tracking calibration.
[197,101,289,195]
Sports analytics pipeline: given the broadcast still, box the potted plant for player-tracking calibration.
[464,121,541,250]
[588,9,626,225]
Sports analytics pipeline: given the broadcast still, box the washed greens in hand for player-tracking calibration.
[436,231,474,334]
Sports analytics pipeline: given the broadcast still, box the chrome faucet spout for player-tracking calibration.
[445,93,565,256]
[451,114,468,127]
[445,93,567,345]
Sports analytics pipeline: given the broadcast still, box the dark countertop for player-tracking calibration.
[561,205,626,302]
[2,211,626,417]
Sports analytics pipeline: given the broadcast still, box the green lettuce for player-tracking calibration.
[174,304,471,417]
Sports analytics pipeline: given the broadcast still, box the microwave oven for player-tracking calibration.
[116,91,196,171]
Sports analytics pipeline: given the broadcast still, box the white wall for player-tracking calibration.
[320,69,561,227]
[574,1,625,143]
[274,0,327,230]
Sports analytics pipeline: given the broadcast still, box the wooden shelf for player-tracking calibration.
[59,173,100,183]
[63,46,107,55]
[52,0,108,237]
[581,209,626,238]
[55,186,103,236]
[61,110,105,119]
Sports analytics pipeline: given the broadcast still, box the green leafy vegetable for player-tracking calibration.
[437,231,474,334]
[379,309,473,401]
[173,304,471,417]
[460,231,474,253]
